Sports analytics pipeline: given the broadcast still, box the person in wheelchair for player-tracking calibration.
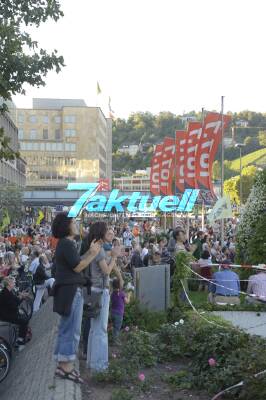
[0,276,30,350]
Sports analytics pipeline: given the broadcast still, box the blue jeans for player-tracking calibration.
[87,289,110,372]
[112,312,123,338]
[54,288,84,362]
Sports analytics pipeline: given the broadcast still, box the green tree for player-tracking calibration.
[224,166,257,204]
[258,131,266,146]
[246,212,266,264]
[236,169,266,263]
[0,185,23,223]
[0,0,64,160]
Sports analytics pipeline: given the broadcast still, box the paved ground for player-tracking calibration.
[213,311,266,337]
[0,299,81,400]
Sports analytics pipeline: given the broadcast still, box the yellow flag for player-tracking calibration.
[36,210,44,225]
[97,81,102,95]
[208,196,232,225]
[0,209,10,232]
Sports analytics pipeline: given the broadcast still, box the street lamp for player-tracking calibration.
[234,143,246,208]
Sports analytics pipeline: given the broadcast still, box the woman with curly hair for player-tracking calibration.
[81,221,121,372]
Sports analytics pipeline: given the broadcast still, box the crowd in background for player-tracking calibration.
[0,215,265,383]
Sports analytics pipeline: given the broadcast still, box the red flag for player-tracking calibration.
[160,137,175,195]
[98,178,110,191]
[175,130,187,193]
[195,112,231,192]
[150,143,163,195]
[183,121,202,188]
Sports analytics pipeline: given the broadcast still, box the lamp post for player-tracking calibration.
[234,143,245,208]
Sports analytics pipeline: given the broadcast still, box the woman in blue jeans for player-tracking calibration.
[52,213,101,384]
[83,222,121,372]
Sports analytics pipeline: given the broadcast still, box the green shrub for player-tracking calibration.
[154,323,187,362]
[172,252,195,307]
[93,359,129,384]
[111,388,133,400]
[123,299,167,332]
[121,330,157,368]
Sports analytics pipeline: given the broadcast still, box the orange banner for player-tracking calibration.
[160,137,175,195]
[150,143,163,195]
[175,130,187,193]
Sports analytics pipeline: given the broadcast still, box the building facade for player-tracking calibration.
[113,170,150,192]
[17,98,112,190]
[0,100,26,187]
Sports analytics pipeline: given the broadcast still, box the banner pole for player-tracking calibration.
[220,96,225,245]
[201,200,204,231]
[173,130,177,229]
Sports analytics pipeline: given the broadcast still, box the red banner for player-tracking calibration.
[195,112,231,192]
[175,130,187,193]
[183,121,202,188]
[150,143,163,195]
[160,137,175,195]
[98,178,110,191]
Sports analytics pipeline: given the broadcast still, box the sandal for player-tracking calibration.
[55,367,84,384]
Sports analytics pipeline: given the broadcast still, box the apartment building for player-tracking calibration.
[113,170,150,192]
[0,99,26,187]
[17,98,112,190]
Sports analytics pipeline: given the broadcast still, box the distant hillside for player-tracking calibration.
[230,148,266,171]
[112,111,266,175]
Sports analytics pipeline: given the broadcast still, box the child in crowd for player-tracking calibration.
[111,278,129,342]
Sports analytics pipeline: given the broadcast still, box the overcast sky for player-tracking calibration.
[14,0,266,118]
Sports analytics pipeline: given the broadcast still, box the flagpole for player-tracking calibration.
[173,129,177,229]
[220,96,225,245]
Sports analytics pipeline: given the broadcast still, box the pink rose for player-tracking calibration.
[138,373,145,382]
[125,326,130,332]
[208,358,216,367]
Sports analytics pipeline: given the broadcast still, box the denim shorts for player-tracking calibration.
[54,288,84,362]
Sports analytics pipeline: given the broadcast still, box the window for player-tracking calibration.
[20,142,25,150]
[18,115,24,124]
[54,116,61,124]
[64,115,76,124]
[40,143,45,151]
[18,129,24,140]
[29,115,37,123]
[56,143,64,151]
[46,142,51,151]
[30,129,37,140]
[65,143,76,152]
[33,143,39,151]
[55,129,61,140]
[43,129,48,140]
[64,129,76,137]
[51,143,57,151]
[43,115,49,124]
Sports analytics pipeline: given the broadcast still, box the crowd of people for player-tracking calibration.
[0,215,265,384]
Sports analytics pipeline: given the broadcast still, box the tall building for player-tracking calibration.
[0,99,26,187]
[17,98,112,190]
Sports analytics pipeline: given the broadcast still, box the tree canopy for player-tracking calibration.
[0,0,64,159]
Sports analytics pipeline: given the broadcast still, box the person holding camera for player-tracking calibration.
[84,221,121,372]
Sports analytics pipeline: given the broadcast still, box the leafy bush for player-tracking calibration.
[172,251,194,307]
[121,330,157,368]
[93,359,129,384]
[123,299,167,332]
[111,388,133,400]
[163,370,193,390]
[154,323,187,362]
